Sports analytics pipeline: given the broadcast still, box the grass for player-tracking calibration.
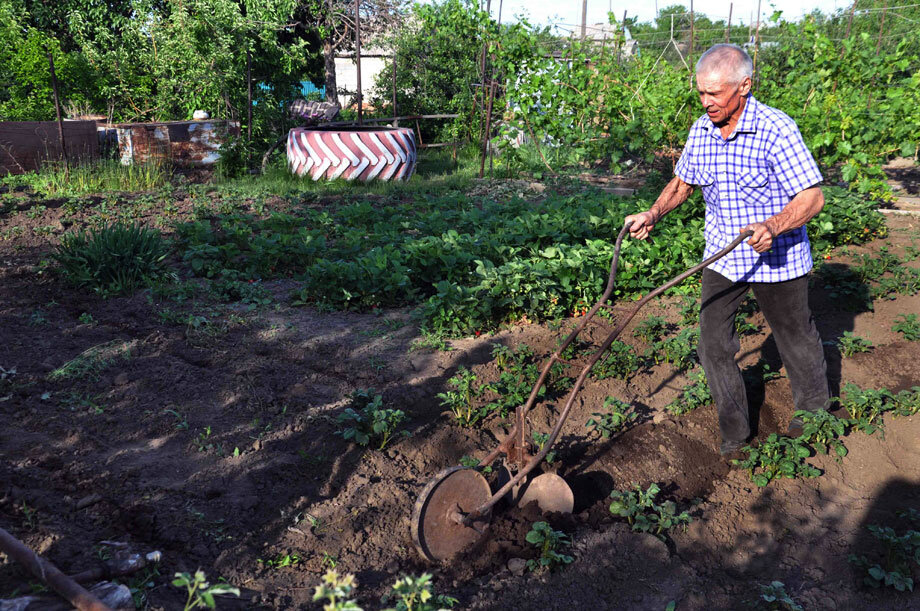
[6,159,170,196]
[48,339,136,381]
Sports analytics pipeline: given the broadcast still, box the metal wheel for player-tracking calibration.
[411,467,492,562]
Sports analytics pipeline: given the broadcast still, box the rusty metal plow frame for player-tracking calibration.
[451,222,754,526]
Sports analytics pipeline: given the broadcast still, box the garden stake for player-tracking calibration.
[412,222,754,562]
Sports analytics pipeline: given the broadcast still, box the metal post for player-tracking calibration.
[618,10,626,64]
[247,49,252,162]
[581,0,588,40]
[47,51,69,177]
[391,54,398,127]
[354,0,363,125]
[726,3,732,42]
[753,0,762,88]
[479,80,496,179]
[689,0,695,67]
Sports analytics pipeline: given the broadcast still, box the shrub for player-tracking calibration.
[53,222,169,296]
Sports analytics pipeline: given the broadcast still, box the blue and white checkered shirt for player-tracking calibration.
[675,96,823,283]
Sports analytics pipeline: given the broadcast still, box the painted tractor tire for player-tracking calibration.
[287,126,417,182]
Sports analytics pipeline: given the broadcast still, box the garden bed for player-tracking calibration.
[0,177,918,609]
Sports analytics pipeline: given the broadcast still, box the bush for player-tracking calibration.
[53,222,169,296]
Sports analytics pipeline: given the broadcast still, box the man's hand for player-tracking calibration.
[741,221,776,253]
[624,210,658,240]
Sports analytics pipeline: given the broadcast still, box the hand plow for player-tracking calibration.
[411,222,753,562]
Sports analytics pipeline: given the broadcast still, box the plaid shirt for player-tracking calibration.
[675,96,823,283]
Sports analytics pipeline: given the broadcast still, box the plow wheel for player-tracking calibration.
[411,467,492,563]
[515,472,574,514]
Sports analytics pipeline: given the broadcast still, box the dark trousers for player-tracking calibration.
[698,268,830,445]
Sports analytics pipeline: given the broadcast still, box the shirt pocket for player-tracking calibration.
[698,169,717,202]
[736,169,770,206]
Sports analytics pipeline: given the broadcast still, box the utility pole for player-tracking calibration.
[726,3,733,43]
[354,0,363,124]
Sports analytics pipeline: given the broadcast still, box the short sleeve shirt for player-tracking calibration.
[675,96,823,283]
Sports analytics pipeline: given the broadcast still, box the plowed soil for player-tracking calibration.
[0,187,918,610]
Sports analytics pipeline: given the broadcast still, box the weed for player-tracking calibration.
[735,434,821,487]
[165,408,190,430]
[59,392,105,415]
[47,339,136,381]
[336,389,409,450]
[77,312,95,325]
[19,502,37,529]
[585,397,637,438]
[53,222,169,296]
[27,309,47,326]
[258,553,302,569]
[849,511,920,592]
[608,483,692,540]
[382,573,458,610]
[312,570,362,610]
[171,570,239,610]
[836,331,873,357]
[892,314,920,341]
[525,522,574,572]
[321,552,338,569]
[757,581,803,610]
[666,369,712,415]
[794,409,848,459]
[591,340,640,380]
[196,427,214,452]
[409,334,453,352]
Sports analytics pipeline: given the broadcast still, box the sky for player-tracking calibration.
[488,0,846,30]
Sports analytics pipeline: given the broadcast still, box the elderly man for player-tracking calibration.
[624,44,829,459]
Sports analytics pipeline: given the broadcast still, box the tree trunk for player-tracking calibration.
[324,39,338,105]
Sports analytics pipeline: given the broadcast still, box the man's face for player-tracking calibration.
[696,70,752,126]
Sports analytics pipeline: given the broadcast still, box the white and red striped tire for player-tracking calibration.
[287,126,417,182]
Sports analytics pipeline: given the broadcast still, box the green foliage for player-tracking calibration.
[482,344,541,419]
[313,570,363,611]
[893,314,920,341]
[837,331,873,357]
[646,327,700,372]
[171,570,239,611]
[891,387,920,418]
[524,522,574,572]
[633,315,673,343]
[336,389,408,450]
[53,222,169,296]
[849,512,920,592]
[757,581,803,611]
[530,431,556,464]
[20,160,170,197]
[48,339,135,381]
[436,366,481,427]
[736,434,821,487]
[608,483,692,540]
[794,409,848,459]
[585,397,637,438]
[382,573,457,611]
[838,383,894,436]
[175,186,881,339]
[666,369,712,415]
[591,340,640,380]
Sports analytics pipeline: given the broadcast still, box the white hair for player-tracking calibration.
[695,44,753,84]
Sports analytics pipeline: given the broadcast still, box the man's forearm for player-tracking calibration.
[763,186,825,236]
[649,176,694,222]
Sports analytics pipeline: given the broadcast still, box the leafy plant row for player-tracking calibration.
[171,186,884,338]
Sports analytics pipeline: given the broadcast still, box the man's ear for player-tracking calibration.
[738,76,752,96]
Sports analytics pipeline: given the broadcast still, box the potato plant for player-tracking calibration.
[608,483,692,540]
[849,512,920,593]
[836,331,873,357]
[524,522,574,573]
[585,397,637,438]
[666,369,712,415]
[735,435,821,487]
[794,409,848,459]
[336,390,408,450]
[838,384,894,436]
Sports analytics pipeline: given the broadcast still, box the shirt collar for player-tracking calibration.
[704,95,758,140]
